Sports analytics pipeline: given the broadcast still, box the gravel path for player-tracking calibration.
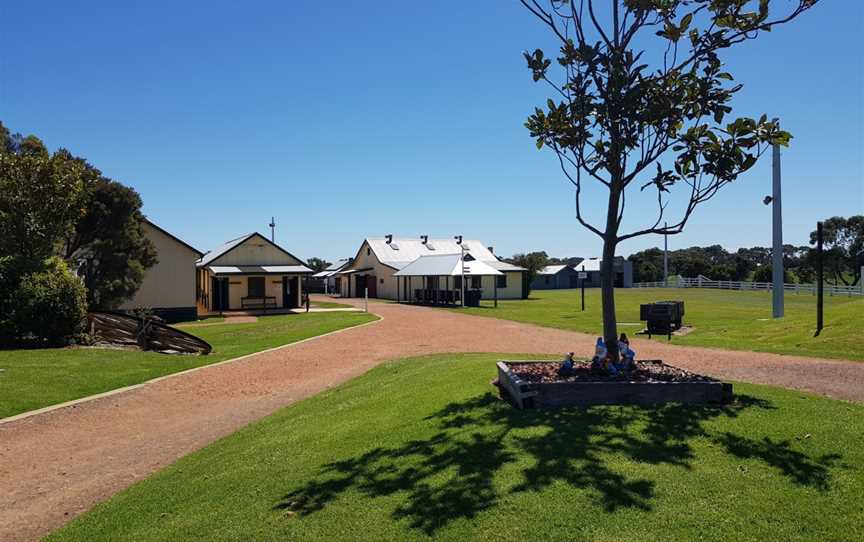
[2,297,862,541]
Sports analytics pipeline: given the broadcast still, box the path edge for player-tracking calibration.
[0,314,382,426]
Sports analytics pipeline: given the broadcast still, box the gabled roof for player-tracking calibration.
[143,218,203,256]
[393,253,503,277]
[313,258,352,278]
[197,232,306,268]
[539,264,570,275]
[359,237,526,272]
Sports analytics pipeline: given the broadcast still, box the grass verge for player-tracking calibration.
[0,311,377,419]
[47,353,862,541]
[452,288,863,361]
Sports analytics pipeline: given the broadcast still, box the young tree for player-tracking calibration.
[306,257,332,273]
[520,0,816,357]
[510,251,550,296]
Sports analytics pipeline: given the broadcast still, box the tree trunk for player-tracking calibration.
[601,189,622,360]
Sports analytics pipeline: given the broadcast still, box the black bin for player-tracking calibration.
[465,289,482,307]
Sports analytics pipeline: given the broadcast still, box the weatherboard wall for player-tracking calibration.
[119,221,199,316]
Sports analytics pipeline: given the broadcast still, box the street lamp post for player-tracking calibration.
[771,121,784,318]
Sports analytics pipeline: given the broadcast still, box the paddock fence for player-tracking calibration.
[633,275,864,297]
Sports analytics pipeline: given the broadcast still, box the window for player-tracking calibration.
[247,277,265,297]
[471,276,482,289]
[545,275,551,285]
[367,247,371,256]
[497,274,507,288]
[454,276,462,289]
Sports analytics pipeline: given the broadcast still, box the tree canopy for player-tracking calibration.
[1,121,156,318]
[520,0,817,356]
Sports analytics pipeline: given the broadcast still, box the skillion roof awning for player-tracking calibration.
[207,265,313,275]
[393,254,503,277]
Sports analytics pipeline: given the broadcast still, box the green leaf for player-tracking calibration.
[536,139,544,150]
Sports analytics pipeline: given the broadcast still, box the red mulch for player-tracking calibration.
[508,360,716,383]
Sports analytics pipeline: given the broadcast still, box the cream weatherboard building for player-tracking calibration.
[338,236,527,300]
[118,219,203,322]
[195,233,313,315]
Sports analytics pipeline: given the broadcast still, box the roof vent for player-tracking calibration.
[420,235,428,244]
[385,234,393,244]
[454,235,463,244]
[488,246,494,254]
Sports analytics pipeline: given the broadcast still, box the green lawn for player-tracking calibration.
[309,299,354,309]
[453,288,864,361]
[0,312,377,419]
[47,353,862,542]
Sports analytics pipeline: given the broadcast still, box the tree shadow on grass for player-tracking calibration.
[276,393,840,535]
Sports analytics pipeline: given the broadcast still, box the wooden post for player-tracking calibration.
[494,275,498,308]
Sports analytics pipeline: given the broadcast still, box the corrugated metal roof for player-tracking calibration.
[365,237,525,271]
[576,258,602,271]
[393,254,503,277]
[208,265,313,274]
[197,234,256,267]
[324,258,352,272]
[539,265,569,275]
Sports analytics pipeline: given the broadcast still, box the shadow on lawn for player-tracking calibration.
[276,393,840,534]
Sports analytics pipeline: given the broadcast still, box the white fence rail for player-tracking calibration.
[633,276,863,297]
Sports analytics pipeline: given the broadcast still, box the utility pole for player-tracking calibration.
[663,221,669,287]
[269,217,276,243]
[771,121,784,318]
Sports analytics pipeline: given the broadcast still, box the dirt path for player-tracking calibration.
[2,298,862,541]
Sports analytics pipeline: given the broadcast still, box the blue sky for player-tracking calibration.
[1,1,861,262]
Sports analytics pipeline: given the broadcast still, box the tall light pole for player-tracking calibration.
[771,119,784,318]
[455,235,465,306]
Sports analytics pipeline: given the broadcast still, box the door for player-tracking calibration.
[212,277,229,311]
[366,275,377,298]
[283,276,299,308]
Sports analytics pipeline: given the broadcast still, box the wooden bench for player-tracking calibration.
[241,296,277,310]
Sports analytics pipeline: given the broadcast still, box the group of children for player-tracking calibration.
[559,334,638,377]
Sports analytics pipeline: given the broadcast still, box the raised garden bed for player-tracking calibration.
[496,360,732,409]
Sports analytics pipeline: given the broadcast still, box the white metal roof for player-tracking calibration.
[393,254,503,277]
[208,265,313,275]
[539,264,569,275]
[365,237,525,271]
[313,259,352,278]
[575,258,602,271]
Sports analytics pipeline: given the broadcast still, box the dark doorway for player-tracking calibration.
[366,275,377,298]
[212,277,230,311]
[248,277,265,297]
[283,276,299,308]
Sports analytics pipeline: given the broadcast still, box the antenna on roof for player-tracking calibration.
[385,234,393,244]
[454,235,462,244]
[269,217,276,242]
[421,235,428,244]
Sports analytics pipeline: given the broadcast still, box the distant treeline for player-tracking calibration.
[625,216,862,286]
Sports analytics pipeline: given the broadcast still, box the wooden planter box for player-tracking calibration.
[496,361,732,409]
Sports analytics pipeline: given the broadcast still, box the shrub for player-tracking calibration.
[9,257,88,346]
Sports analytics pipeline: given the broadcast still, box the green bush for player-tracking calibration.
[5,257,88,346]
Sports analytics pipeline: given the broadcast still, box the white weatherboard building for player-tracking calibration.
[337,236,527,300]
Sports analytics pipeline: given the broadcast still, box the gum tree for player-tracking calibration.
[520,0,817,357]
